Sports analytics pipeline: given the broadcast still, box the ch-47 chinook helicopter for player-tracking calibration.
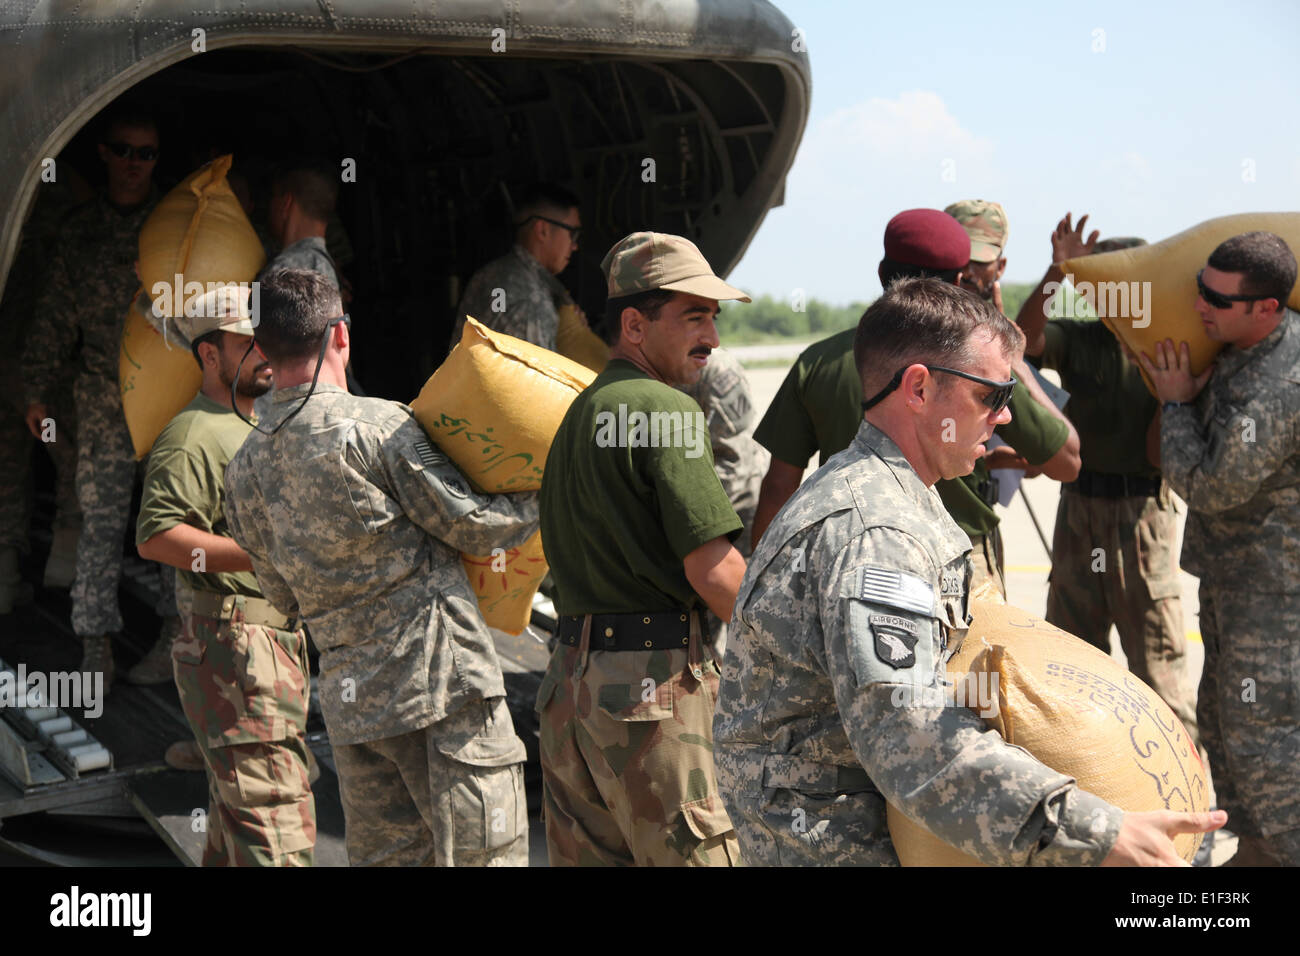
[0,0,809,865]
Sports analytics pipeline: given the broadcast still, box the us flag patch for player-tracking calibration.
[414,439,439,468]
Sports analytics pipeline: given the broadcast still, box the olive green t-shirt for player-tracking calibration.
[540,359,742,615]
[753,327,861,468]
[936,380,1071,539]
[753,330,1069,539]
[136,392,262,597]
[1034,319,1159,478]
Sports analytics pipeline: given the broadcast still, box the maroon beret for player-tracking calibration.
[883,209,971,270]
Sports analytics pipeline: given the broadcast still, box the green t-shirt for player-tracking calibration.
[753,328,861,468]
[754,330,1069,539]
[1034,319,1158,478]
[136,392,261,597]
[540,359,742,614]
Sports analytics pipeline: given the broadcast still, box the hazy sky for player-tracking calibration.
[728,0,1300,305]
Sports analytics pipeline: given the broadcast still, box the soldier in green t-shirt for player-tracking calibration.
[1016,213,1201,768]
[753,208,1080,599]
[537,232,748,866]
[136,286,316,866]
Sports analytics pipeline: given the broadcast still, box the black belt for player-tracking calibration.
[1068,470,1162,499]
[556,610,696,651]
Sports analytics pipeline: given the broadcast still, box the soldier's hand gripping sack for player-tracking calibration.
[887,599,1208,865]
[410,318,596,633]
[1057,212,1300,396]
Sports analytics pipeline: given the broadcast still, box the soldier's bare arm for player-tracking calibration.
[1008,361,1081,481]
[683,535,746,621]
[1102,810,1227,867]
[1015,213,1099,358]
[138,524,253,573]
[752,458,804,545]
[382,417,540,554]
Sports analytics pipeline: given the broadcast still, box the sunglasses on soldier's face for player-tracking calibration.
[1196,269,1271,310]
[862,365,1017,413]
[521,215,581,242]
[103,141,159,162]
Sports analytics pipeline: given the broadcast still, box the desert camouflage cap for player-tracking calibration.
[171,283,256,342]
[945,199,1008,263]
[601,232,751,303]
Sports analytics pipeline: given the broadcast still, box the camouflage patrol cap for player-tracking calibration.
[944,200,1008,263]
[171,283,256,342]
[601,232,751,302]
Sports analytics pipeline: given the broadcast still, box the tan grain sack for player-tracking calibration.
[887,599,1208,865]
[556,304,609,372]
[1057,212,1300,396]
[138,155,265,317]
[411,317,596,633]
[119,291,201,459]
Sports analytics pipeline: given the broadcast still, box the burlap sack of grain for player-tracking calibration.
[411,317,596,633]
[119,290,201,459]
[887,599,1208,866]
[556,303,609,372]
[1057,212,1300,396]
[137,155,265,317]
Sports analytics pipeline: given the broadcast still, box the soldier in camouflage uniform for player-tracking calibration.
[21,113,180,686]
[717,278,1223,865]
[679,346,769,557]
[262,163,341,291]
[1141,231,1300,866]
[136,285,314,865]
[450,183,581,352]
[225,269,538,866]
[1016,215,1202,767]
[0,178,86,611]
[536,232,749,866]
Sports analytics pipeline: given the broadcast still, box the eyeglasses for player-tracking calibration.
[1196,269,1272,310]
[103,142,159,162]
[861,365,1017,413]
[520,215,581,242]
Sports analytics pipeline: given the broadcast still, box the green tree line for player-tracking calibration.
[717,283,1042,345]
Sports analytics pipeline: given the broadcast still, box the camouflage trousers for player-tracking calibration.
[1045,487,1201,755]
[1197,586,1300,863]
[72,378,174,634]
[715,746,896,866]
[172,598,316,866]
[967,529,1006,602]
[0,357,78,552]
[535,614,739,866]
[331,697,528,867]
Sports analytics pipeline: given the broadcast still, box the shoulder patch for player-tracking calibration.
[859,566,935,615]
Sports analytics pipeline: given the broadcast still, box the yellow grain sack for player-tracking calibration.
[556,304,609,372]
[1058,212,1300,395]
[411,317,596,632]
[887,599,1208,866]
[138,155,265,317]
[119,291,201,459]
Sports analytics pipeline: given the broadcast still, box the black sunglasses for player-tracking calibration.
[520,215,581,242]
[862,365,1017,413]
[1196,269,1272,310]
[103,141,159,162]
